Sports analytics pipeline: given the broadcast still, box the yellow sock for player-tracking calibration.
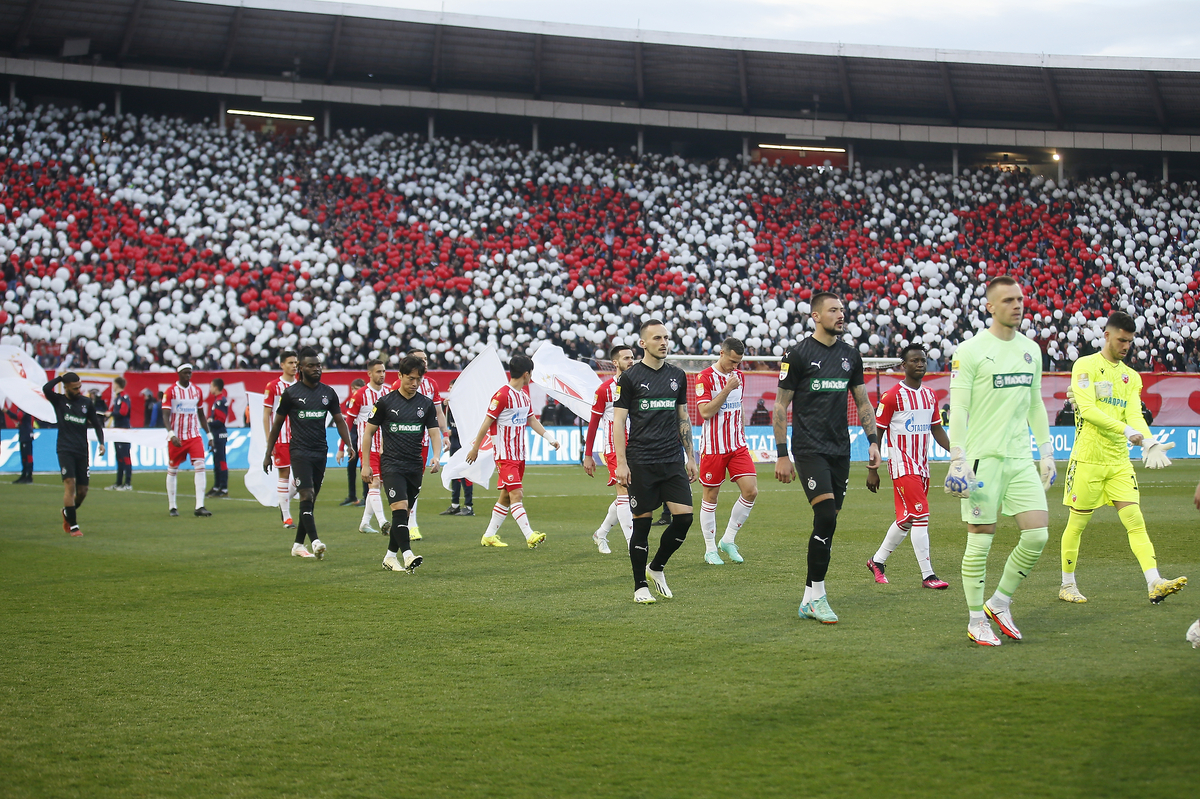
[1118,504,1157,574]
[1060,509,1091,576]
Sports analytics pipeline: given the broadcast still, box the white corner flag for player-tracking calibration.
[243,392,280,507]
[532,343,602,421]
[441,345,508,491]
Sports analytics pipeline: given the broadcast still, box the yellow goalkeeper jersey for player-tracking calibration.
[1069,352,1151,464]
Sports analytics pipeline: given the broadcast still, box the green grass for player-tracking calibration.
[2,461,1198,798]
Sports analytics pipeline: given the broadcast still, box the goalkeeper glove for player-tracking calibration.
[1142,435,1175,469]
[943,447,977,498]
[1039,443,1057,490]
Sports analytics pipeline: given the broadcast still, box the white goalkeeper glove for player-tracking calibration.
[1039,443,1057,491]
[1142,434,1175,469]
[943,447,978,498]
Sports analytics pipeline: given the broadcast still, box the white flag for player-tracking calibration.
[532,344,601,421]
[441,345,508,491]
[0,344,58,422]
[242,392,280,507]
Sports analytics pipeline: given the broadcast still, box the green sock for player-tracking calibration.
[962,533,994,612]
[997,527,1049,599]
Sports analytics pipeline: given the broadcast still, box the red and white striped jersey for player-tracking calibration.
[487,384,531,462]
[348,382,388,455]
[264,375,297,444]
[876,382,941,479]
[696,365,747,455]
[163,382,204,441]
[590,376,622,455]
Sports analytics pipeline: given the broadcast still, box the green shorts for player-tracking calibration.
[960,457,1047,525]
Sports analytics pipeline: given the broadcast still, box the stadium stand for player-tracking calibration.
[1,99,1198,374]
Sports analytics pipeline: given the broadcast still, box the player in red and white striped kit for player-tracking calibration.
[263,350,298,527]
[696,338,757,565]
[865,344,952,589]
[391,349,449,540]
[466,354,560,548]
[341,359,390,534]
[162,364,212,518]
[583,343,636,554]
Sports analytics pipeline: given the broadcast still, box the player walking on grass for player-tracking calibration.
[264,350,299,528]
[392,348,450,541]
[945,276,1056,647]
[583,343,636,554]
[696,337,757,565]
[613,320,698,604]
[865,344,951,589]
[1058,311,1186,605]
[163,364,212,518]
[362,355,443,574]
[774,292,880,624]
[263,347,354,560]
[204,378,230,498]
[341,359,389,535]
[466,354,560,548]
[43,372,104,536]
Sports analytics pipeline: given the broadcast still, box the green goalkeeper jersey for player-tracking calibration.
[1069,352,1150,465]
[948,328,1052,460]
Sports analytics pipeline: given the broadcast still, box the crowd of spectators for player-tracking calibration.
[1,100,1198,373]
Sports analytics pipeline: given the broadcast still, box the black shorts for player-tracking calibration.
[794,452,850,509]
[290,455,327,497]
[58,451,90,485]
[381,471,423,506]
[628,462,692,516]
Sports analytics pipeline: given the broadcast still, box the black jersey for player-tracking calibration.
[43,380,103,454]
[613,360,689,464]
[777,336,865,458]
[366,390,437,473]
[276,381,341,459]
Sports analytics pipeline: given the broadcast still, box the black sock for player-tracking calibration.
[388,508,411,553]
[807,499,839,584]
[650,512,693,572]
[297,499,316,545]
[464,482,473,505]
[63,505,77,528]
[630,516,653,589]
[74,492,86,508]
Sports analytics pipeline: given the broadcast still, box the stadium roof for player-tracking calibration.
[5,0,1200,138]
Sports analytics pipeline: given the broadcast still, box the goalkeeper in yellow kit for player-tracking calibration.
[1058,311,1187,605]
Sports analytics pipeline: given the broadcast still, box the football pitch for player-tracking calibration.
[3,461,1197,798]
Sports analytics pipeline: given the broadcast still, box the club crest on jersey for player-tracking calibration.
[705,472,713,480]
[841,358,850,371]
[388,488,395,498]
[1122,374,1130,383]
[322,395,329,405]
[972,507,981,517]
[807,477,816,490]
[417,408,425,418]
[670,379,679,392]
[629,497,637,509]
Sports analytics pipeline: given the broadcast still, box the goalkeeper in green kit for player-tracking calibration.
[945,277,1056,647]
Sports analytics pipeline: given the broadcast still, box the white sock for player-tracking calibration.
[596,500,619,538]
[802,585,813,605]
[909,517,933,578]
[615,495,633,544]
[166,469,178,508]
[409,499,418,528]
[700,500,718,552]
[969,609,986,622]
[988,590,1011,611]
[811,580,826,600]
[485,504,509,537]
[1144,568,1161,587]
[1061,571,1076,585]
[369,489,386,525]
[510,502,535,539]
[386,550,397,558]
[361,494,374,526]
[873,521,909,564]
[721,496,754,544]
[278,476,292,520]
[293,542,307,552]
[192,462,206,509]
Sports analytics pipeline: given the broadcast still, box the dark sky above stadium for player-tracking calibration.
[315,0,1200,60]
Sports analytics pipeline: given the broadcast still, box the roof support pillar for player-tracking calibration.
[1042,68,1065,129]
[12,0,43,54]
[430,26,443,90]
[325,16,343,81]
[837,56,854,119]
[1145,72,1168,131]
[533,34,543,100]
[220,7,244,74]
[737,51,750,113]
[634,41,645,105]
[938,62,959,124]
[117,0,148,66]
[637,128,644,158]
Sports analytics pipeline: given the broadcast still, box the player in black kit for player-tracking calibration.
[613,319,698,604]
[263,347,354,560]
[361,355,443,574]
[43,372,105,536]
[773,292,881,623]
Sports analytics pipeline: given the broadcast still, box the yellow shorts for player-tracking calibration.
[1063,459,1140,510]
